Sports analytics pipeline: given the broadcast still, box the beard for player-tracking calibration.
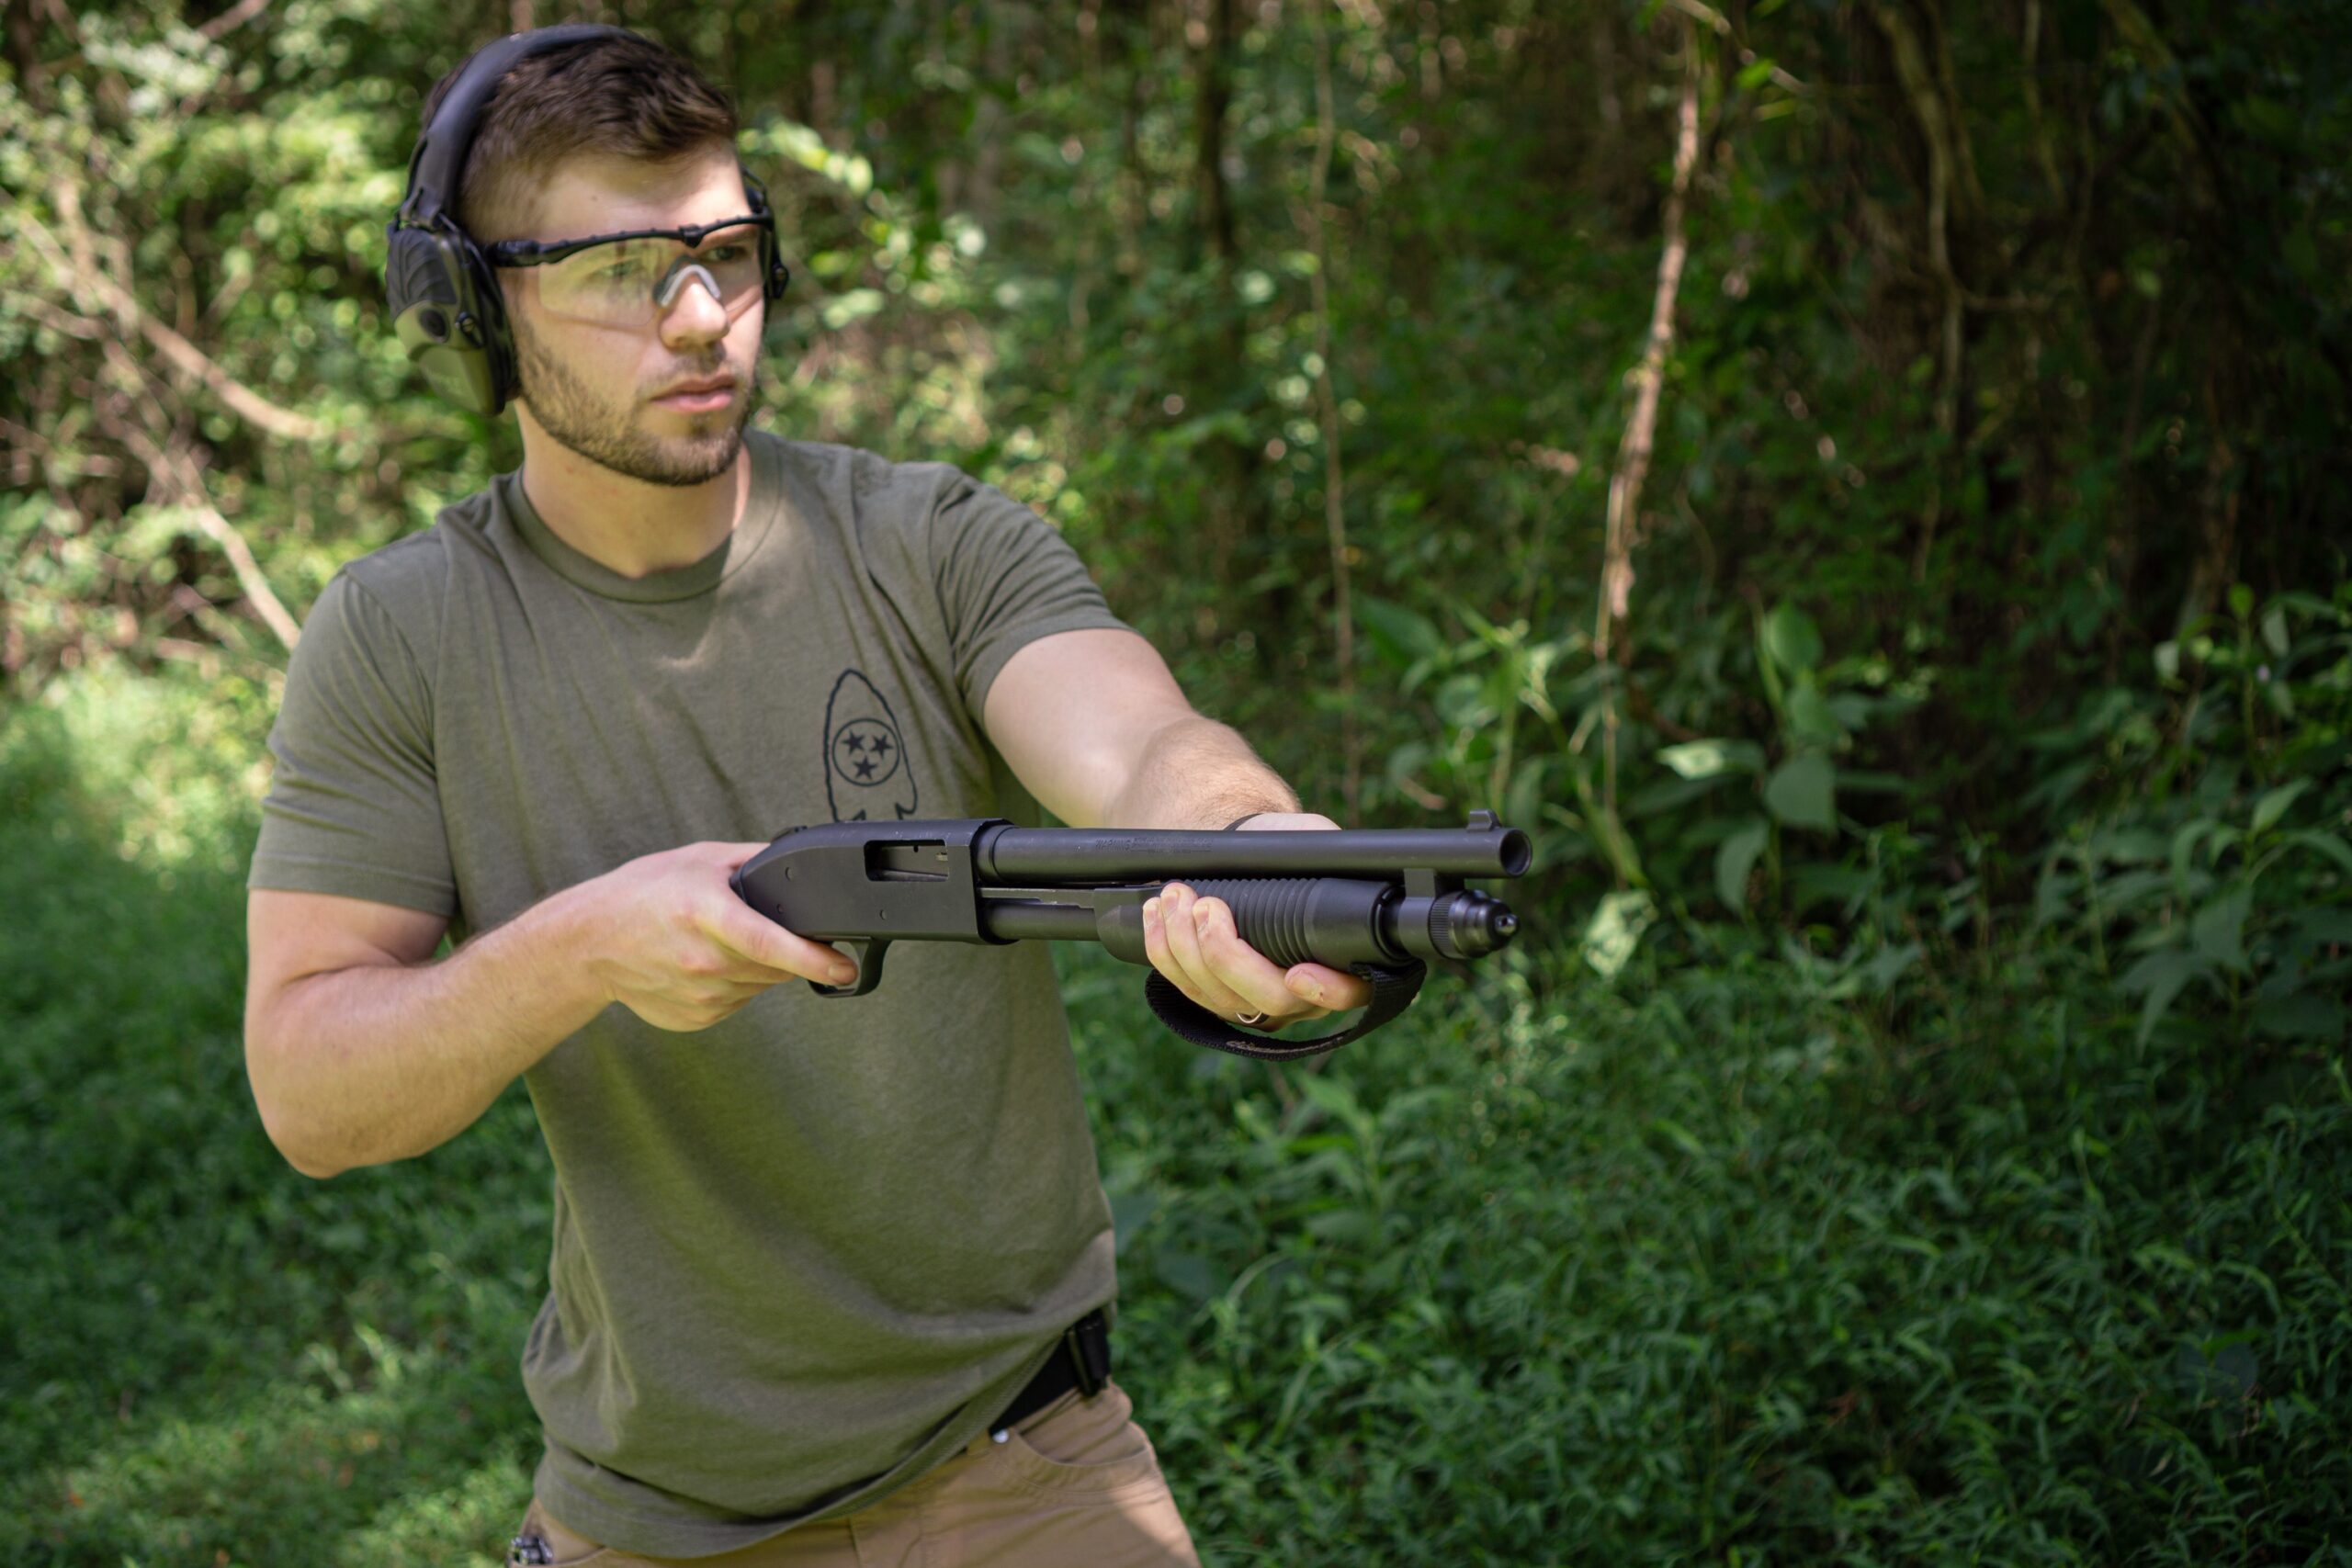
[512,314,758,488]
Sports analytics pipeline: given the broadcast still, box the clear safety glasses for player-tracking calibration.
[484,212,782,330]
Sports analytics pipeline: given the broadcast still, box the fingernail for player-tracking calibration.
[1145,898,1160,924]
[831,964,856,984]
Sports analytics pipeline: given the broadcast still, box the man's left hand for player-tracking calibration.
[1139,812,1379,1031]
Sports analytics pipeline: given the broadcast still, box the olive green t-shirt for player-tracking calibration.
[247,432,1131,1557]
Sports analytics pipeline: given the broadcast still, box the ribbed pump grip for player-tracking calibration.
[1176,877,1398,969]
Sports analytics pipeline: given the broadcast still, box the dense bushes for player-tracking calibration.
[6,669,2348,1562]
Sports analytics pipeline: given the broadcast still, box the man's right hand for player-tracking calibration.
[577,841,858,1032]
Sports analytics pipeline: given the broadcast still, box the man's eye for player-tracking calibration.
[705,244,750,264]
[592,256,654,283]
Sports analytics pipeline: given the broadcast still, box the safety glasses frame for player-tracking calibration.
[481,210,775,270]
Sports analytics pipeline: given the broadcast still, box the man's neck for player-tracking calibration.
[517,434,752,580]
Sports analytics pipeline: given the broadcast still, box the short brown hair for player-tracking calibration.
[420,30,740,243]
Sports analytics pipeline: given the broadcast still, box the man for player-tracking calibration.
[242,27,1373,1566]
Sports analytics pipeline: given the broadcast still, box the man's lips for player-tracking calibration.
[653,376,736,407]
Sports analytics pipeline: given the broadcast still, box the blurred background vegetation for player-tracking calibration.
[4,0,2349,1562]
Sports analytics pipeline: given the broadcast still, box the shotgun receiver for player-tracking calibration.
[729,812,1532,1059]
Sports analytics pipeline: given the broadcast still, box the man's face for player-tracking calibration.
[502,149,766,488]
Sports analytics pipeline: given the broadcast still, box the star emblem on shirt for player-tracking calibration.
[831,719,902,786]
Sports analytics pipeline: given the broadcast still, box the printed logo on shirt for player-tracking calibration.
[824,669,920,821]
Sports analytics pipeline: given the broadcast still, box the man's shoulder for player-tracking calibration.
[756,431,977,513]
[314,488,510,668]
[334,483,515,602]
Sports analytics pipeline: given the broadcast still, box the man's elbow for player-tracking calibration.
[254,1104,351,1181]
[280,1145,349,1182]
[243,1020,350,1181]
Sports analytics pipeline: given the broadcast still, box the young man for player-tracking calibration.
[242,28,1372,1566]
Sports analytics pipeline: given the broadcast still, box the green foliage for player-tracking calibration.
[8,666,2352,1563]
[0,672,548,1565]
[2030,586,2352,1047]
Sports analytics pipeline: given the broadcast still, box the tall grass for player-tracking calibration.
[4,662,2346,1564]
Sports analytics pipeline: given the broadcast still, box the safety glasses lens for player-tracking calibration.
[535,224,766,325]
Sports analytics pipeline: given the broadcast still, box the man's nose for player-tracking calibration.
[657,264,732,345]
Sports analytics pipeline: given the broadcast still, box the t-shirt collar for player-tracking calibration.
[501,434,783,604]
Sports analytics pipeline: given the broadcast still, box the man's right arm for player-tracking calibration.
[244,840,860,1179]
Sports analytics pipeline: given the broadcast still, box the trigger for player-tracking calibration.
[808,939,889,998]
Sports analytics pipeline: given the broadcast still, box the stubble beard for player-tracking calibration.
[513,316,757,488]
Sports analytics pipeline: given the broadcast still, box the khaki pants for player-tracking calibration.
[507,1381,1202,1567]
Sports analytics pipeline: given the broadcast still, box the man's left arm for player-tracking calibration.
[982,627,1375,1027]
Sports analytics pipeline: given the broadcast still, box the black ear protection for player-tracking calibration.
[384,24,791,418]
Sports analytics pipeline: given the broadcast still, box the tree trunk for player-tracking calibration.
[1192,0,1236,265]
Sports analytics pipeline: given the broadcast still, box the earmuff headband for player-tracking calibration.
[400,23,634,230]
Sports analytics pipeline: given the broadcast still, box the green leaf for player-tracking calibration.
[1580,890,1657,978]
[2098,828,2172,864]
[2260,604,2291,658]
[2190,883,2252,974]
[2252,992,2347,1043]
[1763,751,1837,831]
[2120,949,2217,1044]
[1856,942,1922,996]
[1302,1207,1379,1245]
[819,288,886,329]
[1627,773,1734,817]
[1107,1188,1159,1256]
[1788,864,1872,912]
[2171,818,2221,887]
[1762,603,1824,677]
[1837,770,1910,795]
[2251,779,2311,835]
[1786,682,1847,747]
[1715,818,1770,911]
[1657,739,1765,779]
[1296,1071,1368,1133]
[1356,595,1447,671]
[2288,829,2352,874]
[1152,1249,1228,1303]
[1647,1118,1707,1158]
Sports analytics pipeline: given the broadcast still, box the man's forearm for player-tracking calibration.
[249,887,610,1179]
[1107,716,1301,830]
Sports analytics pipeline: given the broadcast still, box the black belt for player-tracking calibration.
[989,1308,1111,1435]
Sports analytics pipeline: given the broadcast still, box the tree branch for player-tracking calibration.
[1303,0,1361,824]
[1591,13,1704,885]
[19,188,327,443]
[96,341,302,654]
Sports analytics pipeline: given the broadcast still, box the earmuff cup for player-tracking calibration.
[387,223,514,419]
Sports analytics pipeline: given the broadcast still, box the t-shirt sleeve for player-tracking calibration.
[246,570,457,916]
[929,475,1136,720]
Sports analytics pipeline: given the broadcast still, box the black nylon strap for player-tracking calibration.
[1143,960,1426,1061]
[991,1309,1111,1433]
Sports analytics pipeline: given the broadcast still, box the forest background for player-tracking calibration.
[4,0,2350,1562]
